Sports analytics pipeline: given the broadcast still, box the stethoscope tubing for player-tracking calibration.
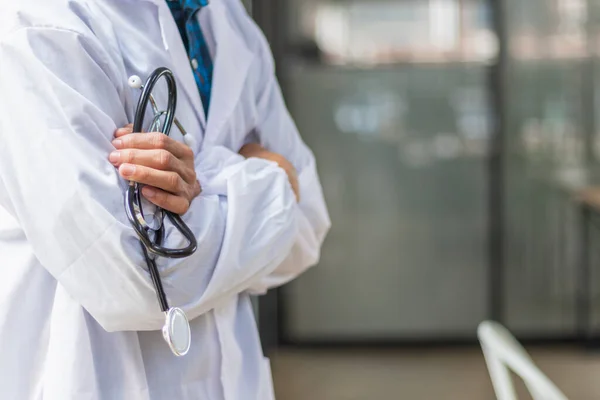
[125,67,198,314]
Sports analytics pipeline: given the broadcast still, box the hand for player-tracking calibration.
[109,124,202,214]
[239,143,300,202]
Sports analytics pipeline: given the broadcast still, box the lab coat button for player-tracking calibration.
[191,59,199,70]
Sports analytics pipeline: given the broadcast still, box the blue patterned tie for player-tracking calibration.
[167,0,213,118]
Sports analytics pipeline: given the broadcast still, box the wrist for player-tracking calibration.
[238,143,266,158]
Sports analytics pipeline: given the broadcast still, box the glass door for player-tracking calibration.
[276,0,498,341]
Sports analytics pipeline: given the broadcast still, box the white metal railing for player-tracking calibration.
[477,321,569,400]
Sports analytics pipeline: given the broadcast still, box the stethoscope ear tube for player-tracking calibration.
[132,67,176,136]
[126,67,198,259]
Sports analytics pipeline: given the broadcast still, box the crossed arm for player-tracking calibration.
[108,124,300,215]
[0,25,329,332]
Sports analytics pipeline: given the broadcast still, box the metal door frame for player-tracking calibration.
[488,0,505,326]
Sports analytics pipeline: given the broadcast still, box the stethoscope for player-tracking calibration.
[125,67,198,357]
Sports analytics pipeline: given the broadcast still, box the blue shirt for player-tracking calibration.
[167,0,213,117]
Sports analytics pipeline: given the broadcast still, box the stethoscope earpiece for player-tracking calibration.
[128,75,143,90]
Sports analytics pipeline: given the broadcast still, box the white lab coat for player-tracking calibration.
[0,0,330,399]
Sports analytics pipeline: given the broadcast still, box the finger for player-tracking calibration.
[290,176,300,203]
[119,163,185,195]
[109,149,197,184]
[112,132,193,160]
[141,186,191,215]
[114,124,134,138]
[286,169,300,202]
[192,180,202,198]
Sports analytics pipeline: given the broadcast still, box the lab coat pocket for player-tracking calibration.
[259,357,276,400]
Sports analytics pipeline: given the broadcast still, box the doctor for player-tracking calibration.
[0,0,330,399]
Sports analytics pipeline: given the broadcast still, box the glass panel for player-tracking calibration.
[280,0,494,340]
[502,0,589,336]
[285,0,497,66]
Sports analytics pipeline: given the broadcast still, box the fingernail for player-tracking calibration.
[109,151,120,164]
[120,164,135,177]
[112,139,123,149]
[143,187,156,198]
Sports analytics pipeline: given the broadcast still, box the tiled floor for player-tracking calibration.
[270,346,600,399]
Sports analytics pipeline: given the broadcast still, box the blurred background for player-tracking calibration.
[244,0,600,398]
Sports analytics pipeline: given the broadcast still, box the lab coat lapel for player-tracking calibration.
[203,1,254,146]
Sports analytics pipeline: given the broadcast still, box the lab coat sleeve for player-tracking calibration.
[233,6,332,295]
[0,27,298,332]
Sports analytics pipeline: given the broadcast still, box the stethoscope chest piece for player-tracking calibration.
[163,307,191,357]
